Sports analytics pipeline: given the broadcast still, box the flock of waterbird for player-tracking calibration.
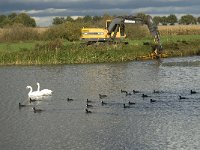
[84,89,199,113]
[27,82,53,98]
[67,88,199,114]
[19,82,198,114]
[19,82,52,113]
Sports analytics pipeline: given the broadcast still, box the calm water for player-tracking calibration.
[1,56,200,150]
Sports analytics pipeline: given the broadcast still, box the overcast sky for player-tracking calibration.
[0,0,200,26]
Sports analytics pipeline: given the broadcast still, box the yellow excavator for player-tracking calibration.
[80,15,163,58]
[81,19,126,43]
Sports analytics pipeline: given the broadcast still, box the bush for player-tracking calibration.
[126,24,150,39]
[35,39,64,51]
[41,24,66,40]
[42,21,81,41]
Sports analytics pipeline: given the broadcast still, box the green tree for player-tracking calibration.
[167,14,177,25]
[91,16,103,27]
[0,15,6,22]
[97,13,113,27]
[83,15,92,23]
[179,15,197,25]
[0,15,7,27]
[74,17,83,23]
[44,21,81,41]
[136,12,148,22]
[8,13,17,25]
[160,16,168,25]
[153,16,162,25]
[52,17,65,25]
[66,16,74,22]
[93,16,102,22]
[102,13,113,21]
[197,17,200,24]
[1,18,12,27]
[14,13,36,27]
[8,13,17,20]
[64,21,81,41]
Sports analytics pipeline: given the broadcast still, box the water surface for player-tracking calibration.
[1,56,200,150]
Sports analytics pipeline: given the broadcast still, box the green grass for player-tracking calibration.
[127,35,200,45]
[0,41,36,52]
[161,35,200,43]
[0,35,200,65]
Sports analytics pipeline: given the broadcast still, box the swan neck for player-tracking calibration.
[37,83,40,91]
[28,86,33,95]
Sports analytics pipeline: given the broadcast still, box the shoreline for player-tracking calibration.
[0,52,199,66]
[0,35,199,66]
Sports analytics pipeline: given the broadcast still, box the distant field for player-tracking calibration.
[33,27,48,33]
[158,25,200,35]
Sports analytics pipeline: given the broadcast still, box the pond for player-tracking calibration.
[1,56,200,150]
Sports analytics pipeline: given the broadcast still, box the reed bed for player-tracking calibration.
[0,24,39,42]
[33,27,48,34]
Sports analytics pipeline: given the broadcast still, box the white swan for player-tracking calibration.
[26,86,43,98]
[37,82,53,96]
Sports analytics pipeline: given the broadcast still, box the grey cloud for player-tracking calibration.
[0,0,199,26]
[1,0,200,12]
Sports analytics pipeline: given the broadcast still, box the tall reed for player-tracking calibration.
[0,24,39,42]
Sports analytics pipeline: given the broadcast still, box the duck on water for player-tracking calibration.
[32,107,43,113]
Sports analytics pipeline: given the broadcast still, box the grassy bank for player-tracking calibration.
[0,35,200,65]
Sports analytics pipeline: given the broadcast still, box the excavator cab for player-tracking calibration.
[106,20,126,40]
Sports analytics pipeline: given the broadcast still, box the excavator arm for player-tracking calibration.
[107,15,163,55]
[146,16,163,54]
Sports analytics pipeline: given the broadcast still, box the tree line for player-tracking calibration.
[153,14,200,25]
[53,14,200,26]
[0,13,36,28]
[0,13,199,28]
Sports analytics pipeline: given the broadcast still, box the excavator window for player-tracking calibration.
[106,20,111,29]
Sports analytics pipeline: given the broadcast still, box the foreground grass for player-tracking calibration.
[0,35,200,65]
[0,42,36,52]
[0,42,151,65]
